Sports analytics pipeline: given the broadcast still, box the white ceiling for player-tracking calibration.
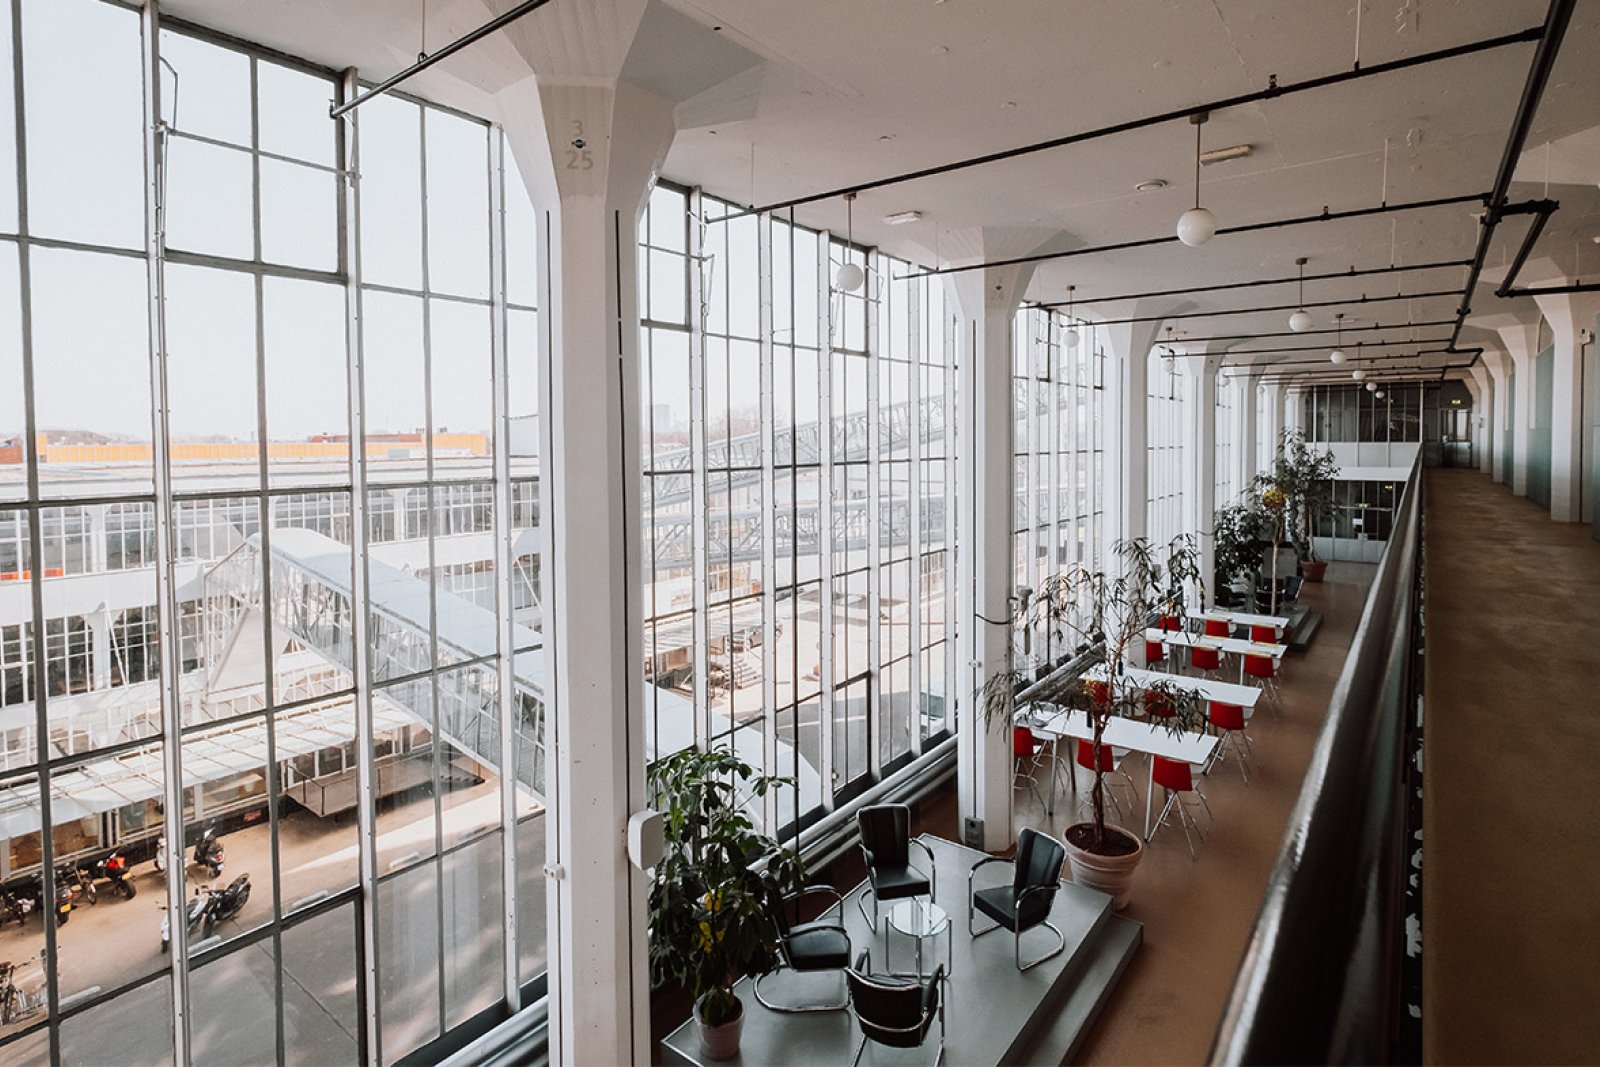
[165,0,1600,379]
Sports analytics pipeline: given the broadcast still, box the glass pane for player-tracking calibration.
[158,29,252,146]
[30,247,152,495]
[264,276,347,486]
[429,299,492,479]
[165,136,255,258]
[515,813,546,987]
[361,289,426,483]
[357,94,423,291]
[443,832,504,1027]
[190,942,278,1066]
[503,145,538,308]
[277,696,360,906]
[0,244,22,505]
[166,264,259,484]
[378,862,441,1063]
[0,0,16,232]
[58,973,174,1067]
[281,902,362,1066]
[261,157,338,270]
[257,61,335,167]
[22,0,144,249]
[424,111,489,300]
[268,489,354,703]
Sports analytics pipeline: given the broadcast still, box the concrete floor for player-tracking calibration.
[1423,470,1600,1064]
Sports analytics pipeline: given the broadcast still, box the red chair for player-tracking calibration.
[1084,679,1111,707]
[1243,653,1281,713]
[1189,645,1222,678]
[1249,623,1278,643]
[1206,700,1252,783]
[1073,740,1139,819]
[1144,691,1174,719]
[1204,618,1231,638]
[1150,756,1212,859]
[1157,614,1181,632]
[1013,727,1045,808]
[1144,639,1169,671]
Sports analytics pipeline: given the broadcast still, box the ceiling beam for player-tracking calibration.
[1176,335,1453,358]
[717,25,1542,219]
[897,193,1486,279]
[1033,259,1471,309]
[1163,319,1456,346]
[1073,288,1463,327]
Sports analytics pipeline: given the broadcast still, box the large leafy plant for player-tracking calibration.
[980,536,1209,853]
[1212,498,1269,604]
[1253,428,1340,562]
[647,747,805,1027]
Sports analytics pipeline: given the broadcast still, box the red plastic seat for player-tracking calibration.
[1073,740,1139,819]
[1085,679,1111,706]
[1075,739,1114,772]
[1208,701,1253,783]
[1204,619,1231,638]
[1150,756,1210,858]
[1145,640,1168,667]
[1151,755,1193,793]
[1157,614,1181,632]
[1208,700,1246,732]
[1013,727,1037,758]
[1249,624,1278,643]
[1243,654,1275,680]
[1145,692,1174,718]
[1190,646,1222,673]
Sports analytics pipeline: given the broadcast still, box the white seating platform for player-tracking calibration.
[660,834,1141,1066]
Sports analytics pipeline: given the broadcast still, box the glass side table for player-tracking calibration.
[886,898,952,980]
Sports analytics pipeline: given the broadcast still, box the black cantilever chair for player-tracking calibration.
[966,826,1067,972]
[753,885,852,1013]
[845,948,945,1066]
[856,804,937,932]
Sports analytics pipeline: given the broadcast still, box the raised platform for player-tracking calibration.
[660,834,1140,1066]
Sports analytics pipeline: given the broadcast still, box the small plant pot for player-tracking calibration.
[1300,559,1327,582]
[696,993,745,1062]
[1062,822,1144,911]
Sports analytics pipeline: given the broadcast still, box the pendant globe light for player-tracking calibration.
[1366,381,1377,392]
[835,192,865,293]
[1064,285,1081,348]
[1289,257,1312,331]
[1329,313,1347,363]
[1176,112,1217,246]
[1375,389,1386,399]
[1352,367,1366,381]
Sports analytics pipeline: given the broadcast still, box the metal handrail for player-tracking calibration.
[1209,453,1425,1064]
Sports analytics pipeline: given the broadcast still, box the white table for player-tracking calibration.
[1195,608,1288,637]
[1145,627,1286,683]
[1083,664,1260,713]
[1019,705,1216,841]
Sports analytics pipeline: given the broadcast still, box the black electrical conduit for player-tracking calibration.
[1223,346,1479,373]
[896,193,1488,280]
[1231,363,1474,385]
[1162,317,1457,347]
[1208,455,1426,1064]
[1032,259,1471,310]
[1179,336,1453,359]
[1450,0,1576,357]
[1066,287,1464,327]
[715,27,1541,221]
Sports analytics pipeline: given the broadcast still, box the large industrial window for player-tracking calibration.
[0,3,544,1063]
[1146,350,1189,547]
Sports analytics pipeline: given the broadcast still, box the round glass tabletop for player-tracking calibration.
[887,898,948,939]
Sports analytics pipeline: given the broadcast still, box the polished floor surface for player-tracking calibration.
[1028,561,1378,1065]
[1423,470,1600,1064]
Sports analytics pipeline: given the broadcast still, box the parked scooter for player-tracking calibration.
[0,950,47,1026]
[53,863,97,924]
[0,881,39,927]
[201,873,251,938]
[93,850,137,900]
[192,828,224,879]
[160,887,212,953]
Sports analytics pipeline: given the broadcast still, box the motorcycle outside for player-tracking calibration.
[192,828,224,879]
[93,850,137,900]
[0,881,39,927]
[0,950,47,1027]
[201,873,251,938]
[54,863,97,925]
[160,886,212,953]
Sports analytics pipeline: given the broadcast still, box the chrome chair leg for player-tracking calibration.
[753,968,850,1014]
[1015,920,1066,972]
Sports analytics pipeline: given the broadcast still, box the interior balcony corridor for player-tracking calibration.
[1423,468,1600,1064]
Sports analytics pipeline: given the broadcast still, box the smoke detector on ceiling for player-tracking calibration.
[1135,179,1168,192]
[883,211,923,226]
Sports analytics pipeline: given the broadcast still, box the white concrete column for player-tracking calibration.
[1530,289,1600,522]
[1097,308,1171,549]
[496,8,672,1059]
[1262,382,1287,461]
[1494,320,1541,498]
[1283,386,1304,436]
[89,609,112,690]
[1479,345,1512,484]
[1240,371,1260,482]
[1193,356,1220,605]
[947,260,1033,853]
[1467,363,1494,475]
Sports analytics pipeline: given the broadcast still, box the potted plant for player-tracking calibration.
[980,536,1208,909]
[647,746,805,1061]
[1253,428,1340,583]
[1211,498,1268,608]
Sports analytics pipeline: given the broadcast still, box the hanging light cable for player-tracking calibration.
[835,192,865,292]
[1176,111,1217,246]
[1289,257,1312,331]
[1329,313,1347,363]
[1064,285,1080,349]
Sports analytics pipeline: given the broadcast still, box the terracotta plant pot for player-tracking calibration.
[696,993,744,1062]
[1301,559,1328,583]
[1062,822,1144,911]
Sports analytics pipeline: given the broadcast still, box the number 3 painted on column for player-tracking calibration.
[566,119,594,170]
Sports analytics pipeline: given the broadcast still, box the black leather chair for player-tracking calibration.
[845,949,944,1066]
[966,827,1067,972]
[856,804,937,932]
[753,885,851,1013]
